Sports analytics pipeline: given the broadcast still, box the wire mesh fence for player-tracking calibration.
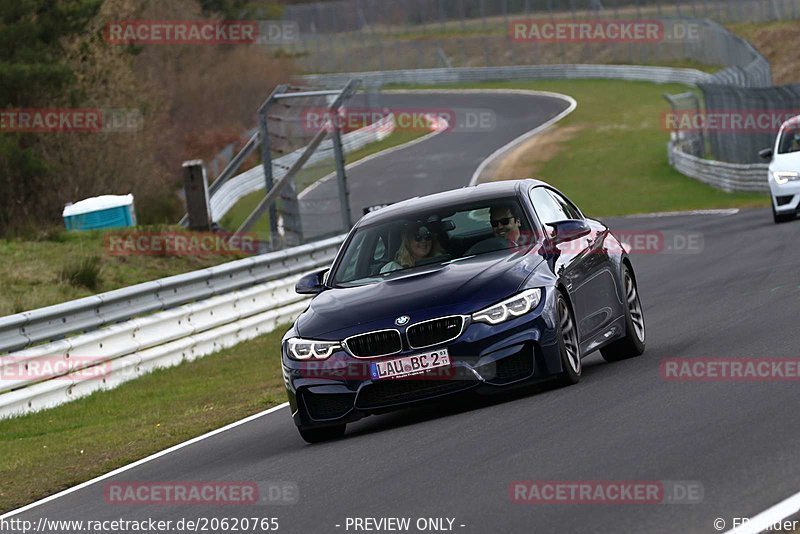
[273,0,795,78]
[698,83,800,163]
[282,0,800,34]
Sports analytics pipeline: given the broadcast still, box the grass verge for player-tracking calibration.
[0,327,288,514]
[396,79,768,216]
[0,227,252,316]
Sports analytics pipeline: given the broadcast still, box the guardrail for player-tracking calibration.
[0,234,346,417]
[0,235,346,355]
[667,141,769,193]
[303,64,716,89]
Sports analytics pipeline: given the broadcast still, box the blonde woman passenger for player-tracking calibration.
[380,223,445,274]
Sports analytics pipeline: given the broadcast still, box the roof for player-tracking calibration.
[779,115,800,131]
[62,194,134,217]
[359,179,548,225]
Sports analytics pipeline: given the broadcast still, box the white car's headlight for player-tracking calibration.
[286,337,341,360]
[770,171,800,185]
[472,288,543,325]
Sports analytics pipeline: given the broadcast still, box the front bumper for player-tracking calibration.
[281,295,564,430]
[770,179,800,214]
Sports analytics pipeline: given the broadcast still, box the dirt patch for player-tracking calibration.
[489,125,582,181]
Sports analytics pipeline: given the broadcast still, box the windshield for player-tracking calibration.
[778,123,800,154]
[331,197,534,287]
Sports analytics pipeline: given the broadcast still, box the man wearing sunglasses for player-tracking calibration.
[490,204,522,245]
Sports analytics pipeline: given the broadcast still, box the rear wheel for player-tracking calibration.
[556,292,581,385]
[298,424,346,444]
[601,266,646,362]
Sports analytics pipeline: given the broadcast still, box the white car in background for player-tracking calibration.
[761,116,800,223]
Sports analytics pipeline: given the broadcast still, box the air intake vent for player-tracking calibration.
[406,316,464,349]
[345,329,402,358]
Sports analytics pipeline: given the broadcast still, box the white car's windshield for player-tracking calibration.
[778,124,800,154]
[331,197,534,287]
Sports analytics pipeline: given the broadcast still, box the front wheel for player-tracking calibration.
[298,424,346,444]
[601,266,646,362]
[555,292,581,386]
[773,204,794,224]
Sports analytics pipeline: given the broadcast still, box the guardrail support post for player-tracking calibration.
[258,101,281,246]
[182,160,212,231]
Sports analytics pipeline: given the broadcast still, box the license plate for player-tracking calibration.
[370,348,450,380]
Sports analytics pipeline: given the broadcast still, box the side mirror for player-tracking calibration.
[759,148,774,160]
[295,269,328,295]
[547,220,591,245]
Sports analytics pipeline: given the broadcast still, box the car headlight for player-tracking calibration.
[472,288,542,325]
[285,337,341,360]
[770,171,800,185]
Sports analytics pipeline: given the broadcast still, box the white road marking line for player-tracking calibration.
[0,402,290,519]
[466,90,578,186]
[298,114,447,200]
[726,490,800,533]
[370,88,579,187]
[624,209,740,218]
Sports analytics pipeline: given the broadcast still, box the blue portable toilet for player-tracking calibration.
[62,194,136,231]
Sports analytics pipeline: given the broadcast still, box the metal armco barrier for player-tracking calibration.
[303,64,716,89]
[668,141,770,192]
[0,234,347,417]
[0,235,346,355]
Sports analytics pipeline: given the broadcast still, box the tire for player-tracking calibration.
[555,292,581,386]
[298,424,346,444]
[772,204,793,224]
[601,265,646,362]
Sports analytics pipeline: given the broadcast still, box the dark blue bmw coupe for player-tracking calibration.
[282,180,646,442]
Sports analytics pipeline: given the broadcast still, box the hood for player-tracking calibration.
[772,151,800,171]
[296,248,547,339]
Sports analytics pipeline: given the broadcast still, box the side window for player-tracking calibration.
[529,187,569,225]
[548,190,582,220]
[337,232,366,281]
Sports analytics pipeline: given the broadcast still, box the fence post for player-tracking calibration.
[331,121,353,231]
[182,160,212,231]
[278,180,304,247]
[258,107,279,245]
